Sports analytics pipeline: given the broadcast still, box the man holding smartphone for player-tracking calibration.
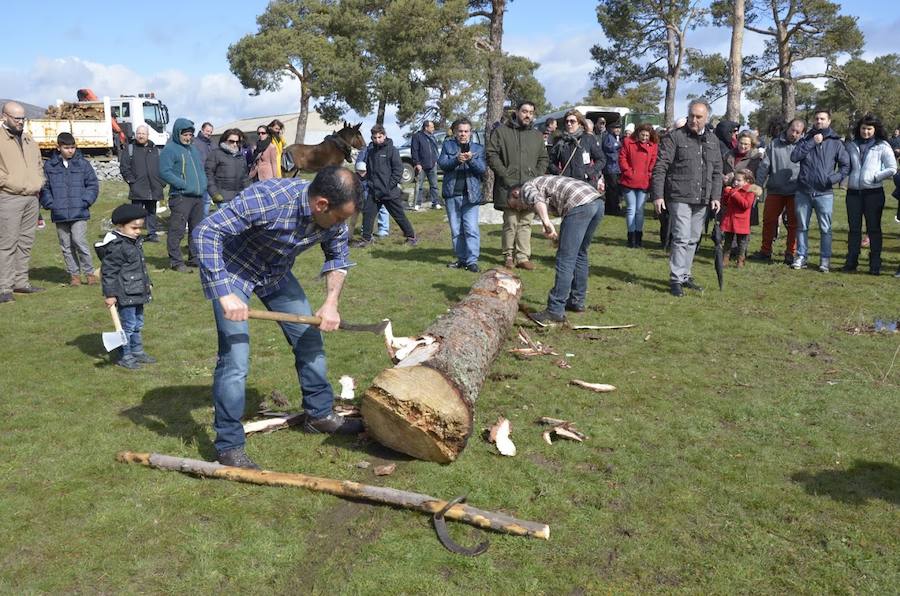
[438,117,486,272]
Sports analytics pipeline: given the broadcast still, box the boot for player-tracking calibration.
[69,275,81,286]
[635,231,643,248]
[723,253,731,267]
[737,255,745,268]
[626,232,635,248]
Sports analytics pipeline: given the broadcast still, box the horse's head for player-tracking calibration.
[339,121,366,150]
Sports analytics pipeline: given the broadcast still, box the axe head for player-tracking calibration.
[103,330,127,352]
[339,319,391,334]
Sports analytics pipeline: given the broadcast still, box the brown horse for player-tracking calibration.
[283,121,365,177]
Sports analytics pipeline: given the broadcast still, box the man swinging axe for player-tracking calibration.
[193,166,364,470]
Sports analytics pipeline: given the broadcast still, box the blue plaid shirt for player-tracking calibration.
[193,178,353,300]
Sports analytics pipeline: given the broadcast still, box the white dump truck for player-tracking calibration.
[24,89,170,156]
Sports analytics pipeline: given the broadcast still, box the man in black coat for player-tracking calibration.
[353,125,417,246]
[119,125,165,242]
[411,120,440,210]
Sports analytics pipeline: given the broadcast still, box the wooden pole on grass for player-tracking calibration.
[117,451,549,540]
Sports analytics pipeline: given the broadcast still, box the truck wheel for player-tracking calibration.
[401,162,415,184]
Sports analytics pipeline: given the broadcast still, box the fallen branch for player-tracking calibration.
[117,451,549,540]
[572,324,636,330]
[570,379,616,393]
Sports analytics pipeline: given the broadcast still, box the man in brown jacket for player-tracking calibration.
[0,101,46,303]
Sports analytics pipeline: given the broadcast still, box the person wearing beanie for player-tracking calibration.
[94,204,154,369]
[39,132,100,286]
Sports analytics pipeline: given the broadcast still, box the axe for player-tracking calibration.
[102,304,128,352]
[248,309,389,335]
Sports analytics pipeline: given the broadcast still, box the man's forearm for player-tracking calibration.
[322,269,347,307]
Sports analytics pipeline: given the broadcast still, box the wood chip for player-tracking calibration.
[373,463,396,476]
[338,375,355,400]
[553,358,572,369]
[570,379,616,393]
[542,431,554,445]
[487,417,517,457]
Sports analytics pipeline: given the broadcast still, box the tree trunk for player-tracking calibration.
[482,0,506,207]
[664,26,677,126]
[376,95,387,126]
[294,66,311,145]
[725,0,745,122]
[774,19,796,121]
[361,269,522,463]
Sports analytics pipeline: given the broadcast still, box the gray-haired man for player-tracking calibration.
[651,99,723,297]
[119,125,165,241]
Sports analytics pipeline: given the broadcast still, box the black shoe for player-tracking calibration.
[748,252,772,262]
[626,232,635,248]
[116,356,142,370]
[529,309,566,327]
[13,285,44,294]
[351,238,374,248]
[217,447,261,470]
[132,352,157,364]
[670,282,684,297]
[682,278,703,292]
[0,292,13,304]
[171,264,192,273]
[635,231,643,248]
[447,261,465,269]
[186,260,200,268]
[303,412,364,434]
[466,263,480,273]
[144,235,160,243]
[565,303,586,313]
[840,264,858,273]
[868,269,880,276]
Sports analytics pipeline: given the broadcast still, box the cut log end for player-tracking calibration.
[362,366,472,464]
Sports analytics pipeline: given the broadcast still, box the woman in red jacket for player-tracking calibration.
[618,124,659,248]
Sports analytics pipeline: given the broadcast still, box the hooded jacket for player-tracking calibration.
[364,138,403,200]
[756,134,801,195]
[618,136,658,191]
[94,231,152,306]
[39,149,99,223]
[549,130,604,186]
[601,131,621,174]
[486,117,548,210]
[651,125,724,205]
[0,124,44,196]
[844,139,896,191]
[159,118,207,198]
[790,127,850,194]
[438,138,486,203]
[411,129,439,170]
[714,120,739,159]
[206,145,252,202]
[119,140,164,201]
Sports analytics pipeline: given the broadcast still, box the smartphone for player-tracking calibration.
[460,142,470,153]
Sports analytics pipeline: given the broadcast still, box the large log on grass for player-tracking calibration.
[361,269,522,463]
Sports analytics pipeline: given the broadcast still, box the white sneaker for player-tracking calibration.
[819,258,830,273]
[791,256,807,270]
[413,205,421,211]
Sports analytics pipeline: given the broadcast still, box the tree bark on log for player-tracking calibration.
[361,269,522,463]
[117,451,549,540]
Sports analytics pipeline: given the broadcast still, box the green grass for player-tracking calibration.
[1,180,898,594]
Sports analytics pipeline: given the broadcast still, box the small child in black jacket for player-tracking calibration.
[95,204,154,369]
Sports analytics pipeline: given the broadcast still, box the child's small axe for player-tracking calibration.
[102,304,128,352]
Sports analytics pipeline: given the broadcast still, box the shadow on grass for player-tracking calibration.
[431,282,471,303]
[118,385,265,459]
[314,429,416,463]
[68,333,107,359]
[791,460,900,506]
[589,263,671,292]
[29,266,70,284]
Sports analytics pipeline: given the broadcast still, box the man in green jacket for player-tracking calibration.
[487,101,548,270]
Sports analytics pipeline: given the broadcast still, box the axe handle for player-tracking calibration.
[108,303,124,333]
[248,309,322,327]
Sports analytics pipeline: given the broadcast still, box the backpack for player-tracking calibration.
[281,148,295,173]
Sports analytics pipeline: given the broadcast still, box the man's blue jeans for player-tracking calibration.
[623,188,647,233]
[118,304,144,358]
[376,205,390,236]
[548,200,604,315]
[415,167,439,207]
[211,273,333,452]
[446,196,480,265]
[794,190,833,259]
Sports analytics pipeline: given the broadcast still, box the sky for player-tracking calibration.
[3,0,898,141]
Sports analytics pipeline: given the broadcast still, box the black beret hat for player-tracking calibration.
[111,203,148,225]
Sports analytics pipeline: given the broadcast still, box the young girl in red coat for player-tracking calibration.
[721,169,762,267]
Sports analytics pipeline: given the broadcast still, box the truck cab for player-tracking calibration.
[109,94,170,146]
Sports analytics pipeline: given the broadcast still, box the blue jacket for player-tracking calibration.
[790,127,850,194]
[411,129,439,170]
[601,132,622,174]
[39,150,99,223]
[438,138,486,203]
[159,117,208,198]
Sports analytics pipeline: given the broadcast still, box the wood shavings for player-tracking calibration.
[338,375,355,400]
[570,379,616,393]
[487,417,517,456]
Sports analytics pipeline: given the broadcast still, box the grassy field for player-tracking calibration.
[1,180,898,594]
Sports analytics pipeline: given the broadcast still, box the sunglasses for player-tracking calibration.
[226,139,240,144]
[565,119,578,124]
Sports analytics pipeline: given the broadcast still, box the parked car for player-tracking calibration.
[398,129,486,183]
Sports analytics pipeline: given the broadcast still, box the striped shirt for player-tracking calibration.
[520,175,601,218]
[193,178,352,300]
